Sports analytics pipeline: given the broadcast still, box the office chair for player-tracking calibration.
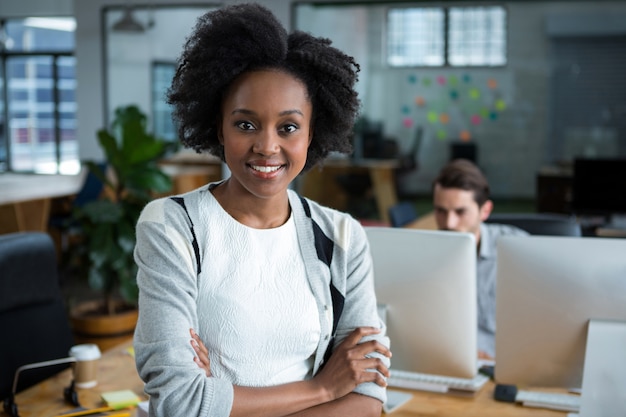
[0,232,76,402]
[485,213,582,237]
[397,126,423,176]
[388,201,419,228]
[395,127,423,197]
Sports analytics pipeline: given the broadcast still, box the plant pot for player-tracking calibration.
[70,299,138,352]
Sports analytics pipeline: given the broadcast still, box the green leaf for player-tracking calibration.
[82,200,123,224]
[127,167,172,194]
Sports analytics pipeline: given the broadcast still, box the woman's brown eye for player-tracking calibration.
[236,121,254,130]
[283,124,297,133]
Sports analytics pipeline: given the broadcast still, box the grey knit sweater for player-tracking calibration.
[133,183,389,416]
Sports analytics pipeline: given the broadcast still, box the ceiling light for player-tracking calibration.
[112,7,145,33]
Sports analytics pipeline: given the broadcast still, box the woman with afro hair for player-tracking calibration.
[133,3,391,416]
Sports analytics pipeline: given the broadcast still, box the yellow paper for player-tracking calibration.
[101,390,141,409]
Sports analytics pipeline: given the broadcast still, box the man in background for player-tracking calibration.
[432,159,528,359]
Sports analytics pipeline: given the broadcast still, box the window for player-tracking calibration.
[151,62,177,142]
[387,8,445,67]
[0,17,77,174]
[387,6,506,67]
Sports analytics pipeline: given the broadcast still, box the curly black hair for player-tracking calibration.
[167,3,361,172]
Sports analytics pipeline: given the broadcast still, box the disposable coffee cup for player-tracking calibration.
[69,344,102,388]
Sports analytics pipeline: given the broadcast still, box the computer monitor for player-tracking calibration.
[496,235,626,415]
[364,227,477,378]
[571,158,626,218]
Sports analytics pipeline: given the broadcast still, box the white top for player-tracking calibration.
[198,196,320,386]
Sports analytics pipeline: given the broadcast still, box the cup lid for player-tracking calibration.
[69,343,102,361]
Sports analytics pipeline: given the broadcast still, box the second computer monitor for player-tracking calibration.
[496,235,626,389]
[365,227,477,378]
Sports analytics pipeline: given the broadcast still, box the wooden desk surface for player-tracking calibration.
[387,385,569,417]
[159,151,222,166]
[320,157,400,169]
[158,153,223,195]
[14,339,146,417]
[14,338,569,417]
[404,211,437,230]
[300,158,399,223]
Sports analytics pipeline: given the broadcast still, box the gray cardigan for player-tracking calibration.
[133,184,390,416]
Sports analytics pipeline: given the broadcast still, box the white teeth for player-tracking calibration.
[252,165,281,173]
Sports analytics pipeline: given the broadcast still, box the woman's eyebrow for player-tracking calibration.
[231,108,254,116]
[230,108,304,117]
[279,109,304,117]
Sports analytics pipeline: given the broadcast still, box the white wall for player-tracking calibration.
[0,0,72,17]
[105,7,213,129]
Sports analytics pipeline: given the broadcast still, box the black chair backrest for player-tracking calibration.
[485,213,582,237]
[388,202,419,228]
[0,232,75,400]
[73,162,106,207]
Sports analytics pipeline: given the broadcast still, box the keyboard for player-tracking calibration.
[387,368,490,393]
[516,390,581,412]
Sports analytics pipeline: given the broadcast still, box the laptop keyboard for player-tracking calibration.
[387,368,490,393]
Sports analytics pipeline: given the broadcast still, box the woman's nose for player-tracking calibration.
[253,130,280,155]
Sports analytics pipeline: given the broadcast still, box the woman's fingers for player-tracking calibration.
[190,328,211,377]
[340,328,392,360]
[314,326,391,398]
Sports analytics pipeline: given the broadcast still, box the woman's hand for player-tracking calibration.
[312,327,391,401]
[190,328,211,377]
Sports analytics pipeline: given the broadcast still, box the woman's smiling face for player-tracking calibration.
[219,69,313,201]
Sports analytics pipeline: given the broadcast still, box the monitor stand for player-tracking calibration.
[579,319,626,416]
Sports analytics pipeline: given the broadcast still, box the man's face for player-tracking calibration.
[433,184,492,243]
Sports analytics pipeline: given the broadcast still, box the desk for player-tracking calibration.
[159,152,222,195]
[300,158,399,223]
[0,173,84,234]
[14,339,568,417]
[13,339,145,417]
[388,384,568,416]
[404,211,437,231]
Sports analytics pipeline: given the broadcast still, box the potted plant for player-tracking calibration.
[68,105,176,350]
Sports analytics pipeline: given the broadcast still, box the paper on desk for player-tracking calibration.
[101,390,141,409]
[383,390,413,414]
[137,401,149,417]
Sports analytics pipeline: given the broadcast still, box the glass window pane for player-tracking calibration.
[7,56,53,172]
[58,56,79,174]
[5,18,75,52]
[387,8,444,67]
[0,64,5,172]
[6,55,77,174]
[152,62,177,141]
[448,7,507,66]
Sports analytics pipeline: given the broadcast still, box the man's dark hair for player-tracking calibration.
[432,159,491,206]
[167,3,361,172]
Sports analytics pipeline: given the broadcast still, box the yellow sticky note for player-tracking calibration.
[126,346,135,358]
[101,390,141,409]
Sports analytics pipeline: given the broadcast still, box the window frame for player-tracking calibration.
[0,17,77,174]
[386,4,508,69]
